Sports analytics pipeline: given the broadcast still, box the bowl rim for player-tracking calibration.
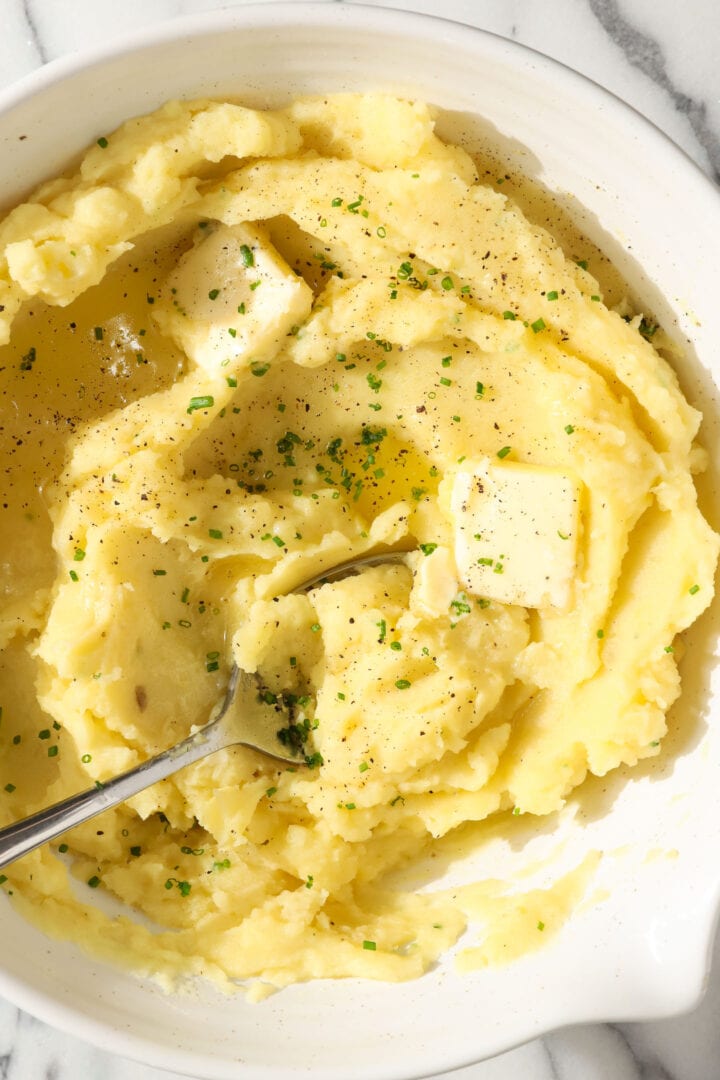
[0,0,718,207]
[0,3,719,1078]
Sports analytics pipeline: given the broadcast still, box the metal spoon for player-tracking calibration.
[0,550,409,869]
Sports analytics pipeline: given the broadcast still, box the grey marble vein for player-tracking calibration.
[544,1024,645,1080]
[588,0,720,183]
[608,1025,677,1080]
[0,1003,17,1080]
[20,0,47,65]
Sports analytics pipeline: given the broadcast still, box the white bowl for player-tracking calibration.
[1,4,719,1077]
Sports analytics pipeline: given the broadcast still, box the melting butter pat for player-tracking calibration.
[154,222,312,372]
[451,457,581,610]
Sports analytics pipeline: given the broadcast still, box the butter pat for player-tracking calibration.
[450,457,581,610]
[154,222,312,372]
[410,545,458,618]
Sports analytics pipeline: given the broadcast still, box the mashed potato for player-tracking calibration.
[0,94,717,991]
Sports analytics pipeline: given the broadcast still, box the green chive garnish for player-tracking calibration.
[187,395,214,414]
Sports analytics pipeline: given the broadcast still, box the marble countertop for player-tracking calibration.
[0,2,718,1078]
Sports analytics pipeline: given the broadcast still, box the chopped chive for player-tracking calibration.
[359,762,369,773]
[420,543,438,556]
[93,326,103,341]
[87,875,101,888]
[689,584,700,595]
[19,346,37,372]
[531,317,546,333]
[48,745,59,757]
[81,753,92,763]
[360,425,387,445]
[639,317,659,341]
[362,940,377,951]
[208,288,220,300]
[546,291,559,301]
[69,570,79,582]
[187,395,214,414]
[239,244,255,268]
[497,446,511,459]
[4,783,15,793]
[96,136,108,149]
[58,843,69,853]
[502,310,517,320]
[208,528,223,539]
[395,679,411,690]
[564,424,575,434]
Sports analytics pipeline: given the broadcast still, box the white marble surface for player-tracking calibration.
[0,1,719,1078]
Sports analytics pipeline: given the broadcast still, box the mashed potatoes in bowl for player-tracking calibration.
[0,7,720,1074]
[0,90,716,998]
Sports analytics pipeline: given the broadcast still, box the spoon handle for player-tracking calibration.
[0,717,225,871]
